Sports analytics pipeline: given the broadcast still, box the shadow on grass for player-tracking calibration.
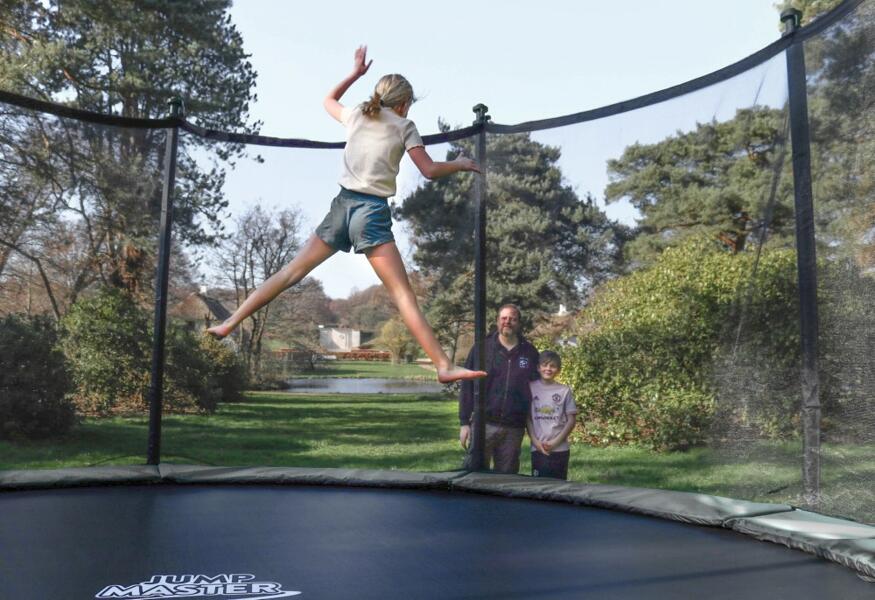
[4,390,873,524]
[240,392,452,405]
[35,391,463,470]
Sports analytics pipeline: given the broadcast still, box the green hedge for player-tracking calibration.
[61,288,150,414]
[0,315,76,439]
[61,287,245,415]
[562,238,799,450]
[165,326,247,410]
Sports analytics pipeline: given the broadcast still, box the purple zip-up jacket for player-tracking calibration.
[459,331,540,429]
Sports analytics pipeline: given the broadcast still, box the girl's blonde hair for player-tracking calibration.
[362,74,415,118]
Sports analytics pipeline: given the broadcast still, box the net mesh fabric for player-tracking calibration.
[0,105,166,457]
[806,0,875,521]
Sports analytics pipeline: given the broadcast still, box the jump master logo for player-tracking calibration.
[95,573,301,599]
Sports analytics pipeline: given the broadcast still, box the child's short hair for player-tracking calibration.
[539,350,561,369]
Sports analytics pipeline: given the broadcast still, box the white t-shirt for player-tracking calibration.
[529,380,578,452]
[338,105,424,198]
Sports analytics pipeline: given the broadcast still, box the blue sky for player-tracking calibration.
[216,0,787,298]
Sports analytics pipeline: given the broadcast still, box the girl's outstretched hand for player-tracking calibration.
[436,364,487,383]
[454,157,481,173]
[353,45,372,77]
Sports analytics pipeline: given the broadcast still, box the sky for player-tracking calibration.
[214,0,787,299]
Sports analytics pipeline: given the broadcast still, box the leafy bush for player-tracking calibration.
[563,237,800,450]
[198,333,248,403]
[165,327,247,410]
[61,288,150,414]
[61,287,246,415]
[0,315,76,439]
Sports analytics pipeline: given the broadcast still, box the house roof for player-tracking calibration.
[171,292,231,322]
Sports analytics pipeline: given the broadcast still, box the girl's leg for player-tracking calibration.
[207,234,336,338]
[365,242,486,383]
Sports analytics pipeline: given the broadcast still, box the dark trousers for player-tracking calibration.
[531,450,570,480]
[464,424,525,474]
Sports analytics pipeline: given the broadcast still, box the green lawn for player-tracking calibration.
[289,359,436,380]
[2,390,872,522]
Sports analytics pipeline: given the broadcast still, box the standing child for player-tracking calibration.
[527,350,578,480]
[207,46,486,384]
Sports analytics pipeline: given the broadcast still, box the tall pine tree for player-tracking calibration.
[396,130,628,344]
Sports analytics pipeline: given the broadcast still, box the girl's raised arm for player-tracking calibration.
[324,45,373,122]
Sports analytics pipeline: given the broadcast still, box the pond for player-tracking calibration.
[283,377,446,395]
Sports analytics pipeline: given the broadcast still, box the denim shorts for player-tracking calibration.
[315,187,395,254]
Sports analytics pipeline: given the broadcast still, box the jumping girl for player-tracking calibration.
[207,46,487,383]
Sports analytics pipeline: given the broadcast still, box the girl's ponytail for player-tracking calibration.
[362,92,383,118]
[360,74,416,119]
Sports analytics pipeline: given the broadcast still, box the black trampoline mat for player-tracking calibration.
[0,484,871,599]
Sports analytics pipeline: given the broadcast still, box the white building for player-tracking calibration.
[319,327,361,352]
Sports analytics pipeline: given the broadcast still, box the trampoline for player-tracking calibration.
[2,1,875,598]
[1,466,874,599]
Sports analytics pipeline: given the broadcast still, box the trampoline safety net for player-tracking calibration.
[0,0,873,529]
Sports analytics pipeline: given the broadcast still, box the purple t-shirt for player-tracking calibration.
[529,380,577,452]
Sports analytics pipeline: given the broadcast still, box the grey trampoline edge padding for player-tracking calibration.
[1,464,873,580]
[730,510,875,582]
[0,464,161,489]
[157,463,463,488]
[450,472,794,525]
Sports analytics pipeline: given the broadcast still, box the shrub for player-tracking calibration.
[61,288,247,415]
[563,237,800,450]
[198,333,247,403]
[164,325,215,412]
[0,315,76,439]
[165,327,247,411]
[61,288,151,414]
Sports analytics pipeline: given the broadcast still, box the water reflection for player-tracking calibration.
[284,378,445,394]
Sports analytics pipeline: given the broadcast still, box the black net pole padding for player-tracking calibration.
[0,88,480,149]
[782,9,821,506]
[179,120,482,149]
[146,97,184,466]
[179,121,344,149]
[0,89,177,129]
[469,104,490,472]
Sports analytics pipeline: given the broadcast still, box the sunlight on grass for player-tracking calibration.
[2,390,872,522]
[291,360,436,380]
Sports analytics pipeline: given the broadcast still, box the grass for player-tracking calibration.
[289,359,436,380]
[2,390,872,522]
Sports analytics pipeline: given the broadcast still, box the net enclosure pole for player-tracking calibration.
[469,103,491,471]
[782,9,821,506]
[147,97,184,466]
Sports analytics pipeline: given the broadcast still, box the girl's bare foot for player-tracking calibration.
[205,321,234,339]
[437,365,488,384]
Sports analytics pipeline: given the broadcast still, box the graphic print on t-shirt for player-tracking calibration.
[533,396,560,421]
[529,381,578,453]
